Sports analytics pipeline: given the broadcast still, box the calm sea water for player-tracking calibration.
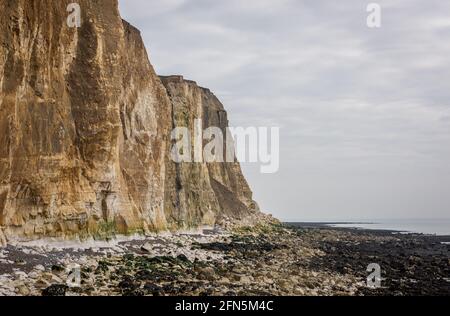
[327,219,450,236]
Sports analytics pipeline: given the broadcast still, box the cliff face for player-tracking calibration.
[0,0,259,244]
[161,76,258,230]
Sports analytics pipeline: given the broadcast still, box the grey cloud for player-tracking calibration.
[119,0,450,221]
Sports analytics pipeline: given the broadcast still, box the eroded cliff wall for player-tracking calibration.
[161,76,259,230]
[0,0,260,244]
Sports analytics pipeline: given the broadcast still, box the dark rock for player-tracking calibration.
[118,276,137,290]
[144,283,164,296]
[51,264,66,273]
[177,254,190,263]
[42,285,69,297]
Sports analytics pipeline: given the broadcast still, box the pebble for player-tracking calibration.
[0,223,447,296]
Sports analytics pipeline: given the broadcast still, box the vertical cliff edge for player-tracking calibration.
[161,76,260,231]
[0,0,262,245]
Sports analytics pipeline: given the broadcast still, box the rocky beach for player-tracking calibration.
[0,1,449,299]
[0,222,448,296]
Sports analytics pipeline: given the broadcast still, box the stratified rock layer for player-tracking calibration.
[0,0,259,244]
[161,76,258,230]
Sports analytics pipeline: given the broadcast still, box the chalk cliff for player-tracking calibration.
[0,0,260,245]
[161,76,259,230]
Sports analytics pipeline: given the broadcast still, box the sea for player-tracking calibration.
[326,219,450,236]
[288,219,450,236]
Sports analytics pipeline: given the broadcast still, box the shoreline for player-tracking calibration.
[0,223,448,296]
[287,222,450,238]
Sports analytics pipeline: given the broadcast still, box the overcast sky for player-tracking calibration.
[119,0,450,221]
